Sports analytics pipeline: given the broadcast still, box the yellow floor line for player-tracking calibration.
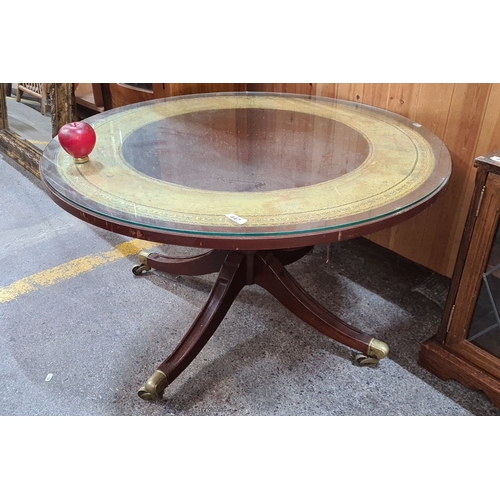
[0,239,159,304]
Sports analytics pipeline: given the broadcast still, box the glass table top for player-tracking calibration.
[39,92,452,243]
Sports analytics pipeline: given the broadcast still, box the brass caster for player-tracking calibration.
[138,386,156,400]
[354,353,380,367]
[354,339,389,367]
[138,370,168,401]
[132,264,151,276]
[132,250,153,275]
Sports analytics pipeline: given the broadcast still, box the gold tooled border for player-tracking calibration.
[52,94,437,229]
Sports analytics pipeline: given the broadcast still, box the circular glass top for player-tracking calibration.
[40,92,451,244]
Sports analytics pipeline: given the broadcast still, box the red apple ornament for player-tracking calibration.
[58,121,96,163]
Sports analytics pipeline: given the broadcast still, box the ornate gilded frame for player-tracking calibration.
[0,83,78,178]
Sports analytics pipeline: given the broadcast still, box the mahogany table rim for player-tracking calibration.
[42,177,444,251]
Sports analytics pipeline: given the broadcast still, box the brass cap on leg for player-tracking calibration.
[138,370,168,400]
[138,250,151,265]
[367,339,390,360]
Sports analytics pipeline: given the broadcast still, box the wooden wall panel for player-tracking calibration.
[386,83,422,120]
[330,83,359,102]
[248,83,500,277]
[374,84,455,266]
[429,85,491,272]
[363,84,492,277]
[156,83,247,98]
[315,83,339,97]
[361,84,390,108]
[247,83,314,95]
[474,85,500,155]
[109,83,155,108]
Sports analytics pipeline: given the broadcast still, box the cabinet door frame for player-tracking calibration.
[445,172,500,378]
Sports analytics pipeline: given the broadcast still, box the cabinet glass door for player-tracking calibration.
[467,219,500,358]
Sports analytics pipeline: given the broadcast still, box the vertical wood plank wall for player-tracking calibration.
[247,83,500,277]
[153,83,248,98]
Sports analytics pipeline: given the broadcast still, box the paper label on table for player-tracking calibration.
[225,214,248,225]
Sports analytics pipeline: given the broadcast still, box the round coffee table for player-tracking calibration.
[40,92,452,400]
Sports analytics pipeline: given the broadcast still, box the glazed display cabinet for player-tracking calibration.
[419,151,500,407]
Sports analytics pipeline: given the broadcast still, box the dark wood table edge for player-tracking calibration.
[40,175,447,251]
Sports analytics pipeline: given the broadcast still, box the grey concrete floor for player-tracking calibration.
[2,150,500,417]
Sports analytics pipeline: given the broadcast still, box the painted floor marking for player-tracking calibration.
[0,239,159,304]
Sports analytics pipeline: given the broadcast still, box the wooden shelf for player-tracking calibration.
[74,83,106,113]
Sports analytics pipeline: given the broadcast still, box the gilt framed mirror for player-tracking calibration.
[0,83,78,177]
